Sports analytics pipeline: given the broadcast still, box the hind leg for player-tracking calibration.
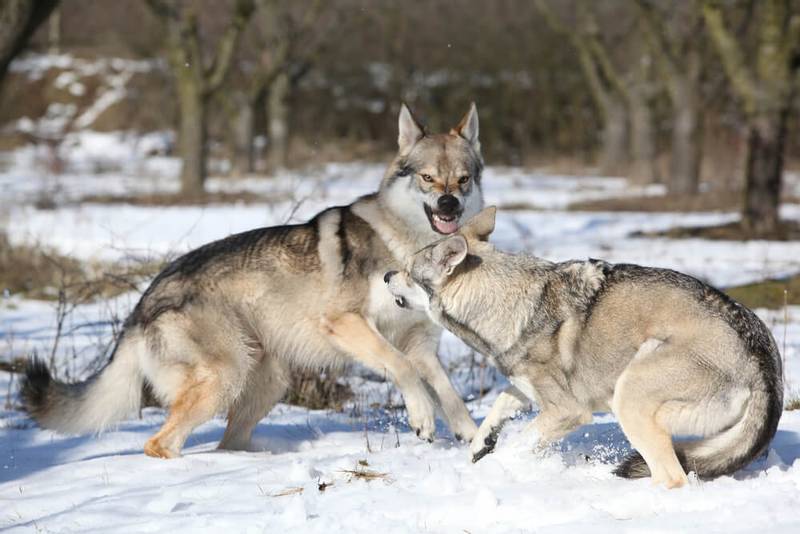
[144,366,223,459]
[219,354,289,451]
[612,339,700,488]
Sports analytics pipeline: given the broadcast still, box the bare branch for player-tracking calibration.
[702,0,758,111]
[205,0,256,95]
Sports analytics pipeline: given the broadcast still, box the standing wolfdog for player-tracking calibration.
[385,208,783,488]
[21,104,486,458]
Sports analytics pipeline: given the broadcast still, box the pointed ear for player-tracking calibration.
[398,103,424,155]
[432,235,469,276]
[460,206,496,242]
[451,102,480,152]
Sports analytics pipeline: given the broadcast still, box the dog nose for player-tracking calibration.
[437,194,459,214]
[384,271,397,284]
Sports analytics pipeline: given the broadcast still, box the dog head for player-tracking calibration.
[380,103,484,237]
[384,207,496,311]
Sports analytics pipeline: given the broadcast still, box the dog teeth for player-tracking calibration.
[433,214,455,222]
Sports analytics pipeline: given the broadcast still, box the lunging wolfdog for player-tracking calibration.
[384,207,783,488]
[21,104,486,458]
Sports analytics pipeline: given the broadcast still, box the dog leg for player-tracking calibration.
[612,340,699,489]
[401,326,478,442]
[320,312,436,441]
[470,385,530,462]
[514,372,592,449]
[144,367,222,459]
[219,353,289,451]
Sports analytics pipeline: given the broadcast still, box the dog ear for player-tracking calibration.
[460,206,496,242]
[432,235,469,276]
[451,102,480,152]
[398,103,424,155]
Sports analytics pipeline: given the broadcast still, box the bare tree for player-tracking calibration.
[146,0,255,195]
[636,0,705,195]
[536,0,659,182]
[702,0,800,234]
[0,0,60,91]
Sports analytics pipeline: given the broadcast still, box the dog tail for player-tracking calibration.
[21,333,145,434]
[615,347,783,480]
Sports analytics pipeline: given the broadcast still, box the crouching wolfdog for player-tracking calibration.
[384,207,783,488]
[21,103,487,458]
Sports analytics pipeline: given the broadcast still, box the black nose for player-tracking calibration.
[437,194,459,214]
[384,271,397,284]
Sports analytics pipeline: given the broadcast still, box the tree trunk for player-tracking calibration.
[599,98,628,176]
[266,70,290,170]
[0,0,59,89]
[741,113,787,234]
[176,78,207,196]
[628,88,659,183]
[231,95,256,175]
[668,81,703,195]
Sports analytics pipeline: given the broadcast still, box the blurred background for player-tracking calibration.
[0,1,798,217]
[1,0,800,408]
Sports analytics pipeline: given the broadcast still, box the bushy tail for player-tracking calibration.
[614,383,783,480]
[20,335,145,434]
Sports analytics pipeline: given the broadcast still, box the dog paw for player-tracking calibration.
[144,438,180,459]
[469,427,499,462]
[406,391,436,442]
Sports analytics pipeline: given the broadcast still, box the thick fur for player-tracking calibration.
[386,208,783,487]
[21,104,485,458]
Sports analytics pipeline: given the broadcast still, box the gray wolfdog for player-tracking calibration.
[21,104,486,458]
[384,207,783,488]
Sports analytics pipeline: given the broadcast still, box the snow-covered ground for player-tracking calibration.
[2,137,800,532]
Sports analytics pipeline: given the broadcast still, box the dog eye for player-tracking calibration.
[420,174,433,183]
[395,296,407,308]
[458,175,470,184]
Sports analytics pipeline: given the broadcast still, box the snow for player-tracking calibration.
[2,136,800,532]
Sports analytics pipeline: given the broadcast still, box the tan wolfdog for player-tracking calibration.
[385,207,783,488]
[22,104,487,458]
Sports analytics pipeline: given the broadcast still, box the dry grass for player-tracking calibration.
[80,190,287,206]
[569,190,744,213]
[786,397,800,411]
[0,232,163,302]
[724,274,800,310]
[635,220,800,241]
[284,368,352,410]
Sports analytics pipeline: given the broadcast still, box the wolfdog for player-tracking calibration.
[385,207,783,488]
[21,104,486,458]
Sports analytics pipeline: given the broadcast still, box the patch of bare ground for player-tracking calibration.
[0,231,163,301]
[633,219,800,241]
[80,190,288,206]
[724,273,800,310]
[569,190,744,212]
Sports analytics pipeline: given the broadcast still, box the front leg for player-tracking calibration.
[470,385,530,462]
[401,325,478,442]
[514,372,592,449]
[320,312,436,441]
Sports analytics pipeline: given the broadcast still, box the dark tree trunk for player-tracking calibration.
[177,83,207,196]
[266,70,290,170]
[599,98,628,176]
[231,95,256,175]
[741,113,787,235]
[669,82,703,195]
[628,88,660,183]
[0,0,59,90]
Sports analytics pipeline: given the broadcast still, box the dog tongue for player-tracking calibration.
[434,217,459,234]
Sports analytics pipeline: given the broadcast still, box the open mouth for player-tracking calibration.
[424,204,461,235]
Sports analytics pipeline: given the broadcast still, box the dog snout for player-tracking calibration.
[384,270,398,284]
[437,194,459,214]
